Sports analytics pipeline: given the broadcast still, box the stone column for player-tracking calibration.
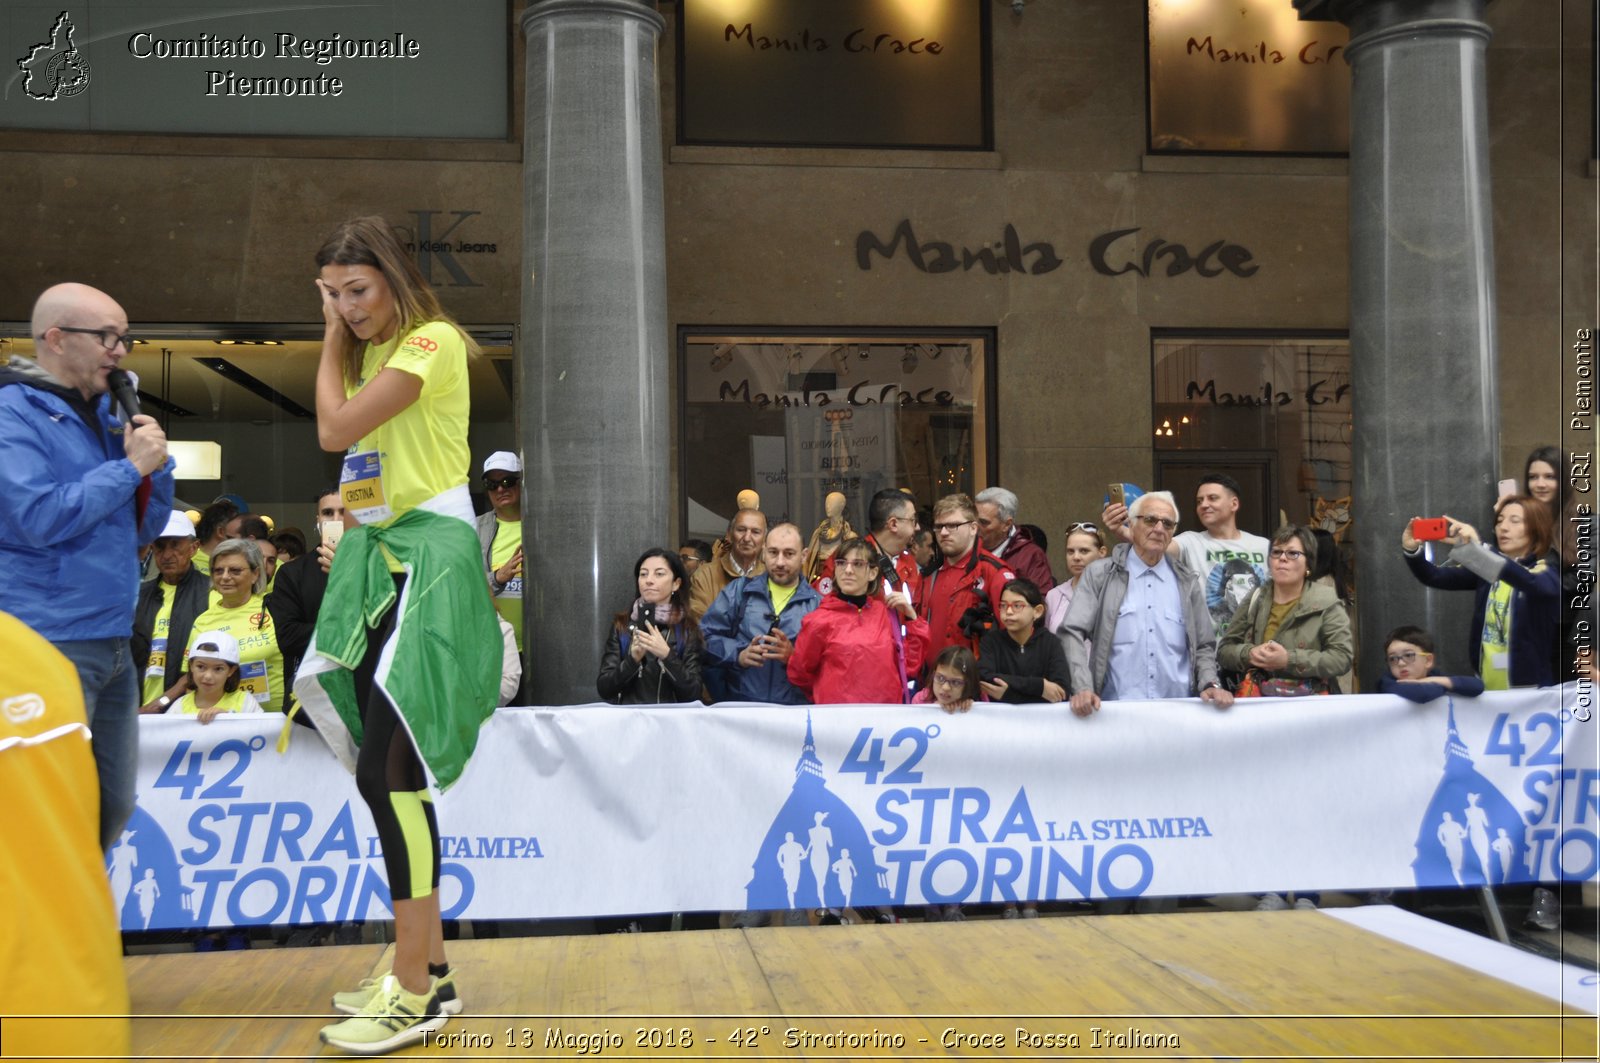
[1296,0,1499,679]
[520,0,668,704]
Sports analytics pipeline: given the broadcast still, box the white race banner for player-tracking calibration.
[110,689,1597,931]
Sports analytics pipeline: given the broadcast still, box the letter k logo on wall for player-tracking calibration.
[400,210,482,287]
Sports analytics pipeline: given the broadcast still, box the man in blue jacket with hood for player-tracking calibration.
[0,282,174,850]
[701,522,820,703]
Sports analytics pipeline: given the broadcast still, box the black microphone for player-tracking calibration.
[106,368,141,425]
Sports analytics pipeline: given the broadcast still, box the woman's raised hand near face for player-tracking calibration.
[314,278,346,336]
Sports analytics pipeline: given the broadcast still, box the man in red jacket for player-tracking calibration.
[921,492,1016,667]
[814,488,924,608]
[976,486,1055,592]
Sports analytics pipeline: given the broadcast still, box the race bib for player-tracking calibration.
[238,660,271,702]
[340,449,393,524]
[145,637,167,683]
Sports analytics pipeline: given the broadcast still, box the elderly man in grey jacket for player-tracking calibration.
[1062,490,1234,716]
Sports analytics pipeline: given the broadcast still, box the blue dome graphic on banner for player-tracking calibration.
[105,801,198,931]
[745,714,892,912]
[1412,702,1532,888]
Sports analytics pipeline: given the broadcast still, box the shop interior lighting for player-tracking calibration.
[169,440,222,480]
[194,357,313,419]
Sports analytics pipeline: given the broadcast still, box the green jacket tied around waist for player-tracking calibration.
[294,507,500,791]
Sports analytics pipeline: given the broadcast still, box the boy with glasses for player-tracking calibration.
[1370,624,1560,930]
[1374,625,1483,702]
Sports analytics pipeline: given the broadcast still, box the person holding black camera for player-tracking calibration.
[597,547,704,704]
[920,492,1017,669]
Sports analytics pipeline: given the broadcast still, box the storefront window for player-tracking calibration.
[1148,0,1350,154]
[680,329,993,539]
[0,325,515,525]
[678,0,990,149]
[1152,332,1353,580]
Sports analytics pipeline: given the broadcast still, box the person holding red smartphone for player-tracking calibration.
[1400,499,1560,689]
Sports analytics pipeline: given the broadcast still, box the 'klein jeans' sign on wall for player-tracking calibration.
[854,221,1257,279]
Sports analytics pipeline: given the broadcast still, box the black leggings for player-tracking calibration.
[352,574,439,901]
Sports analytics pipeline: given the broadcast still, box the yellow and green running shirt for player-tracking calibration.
[1481,579,1513,691]
[769,578,798,618]
[173,687,263,716]
[184,595,284,713]
[490,517,524,651]
[141,581,178,703]
[341,320,470,527]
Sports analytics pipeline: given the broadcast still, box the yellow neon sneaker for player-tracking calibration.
[333,967,461,1016]
[319,974,445,1055]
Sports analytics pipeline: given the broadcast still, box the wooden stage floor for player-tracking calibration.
[111,910,1595,1061]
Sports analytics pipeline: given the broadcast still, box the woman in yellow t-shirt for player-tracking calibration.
[311,217,483,1054]
[183,539,283,713]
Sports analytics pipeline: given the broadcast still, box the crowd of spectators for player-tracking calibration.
[135,452,1582,762]
[130,450,1585,931]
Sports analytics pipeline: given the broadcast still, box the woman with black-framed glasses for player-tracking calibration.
[1218,524,1353,697]
[1219,523,1353,913]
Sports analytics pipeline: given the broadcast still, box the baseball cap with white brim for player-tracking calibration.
[188,630,240,666]
[159,509,197,540]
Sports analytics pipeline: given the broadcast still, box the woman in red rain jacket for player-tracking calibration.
[787,538,930,704]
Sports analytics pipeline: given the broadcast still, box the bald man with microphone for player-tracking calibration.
[0,282,174,850]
